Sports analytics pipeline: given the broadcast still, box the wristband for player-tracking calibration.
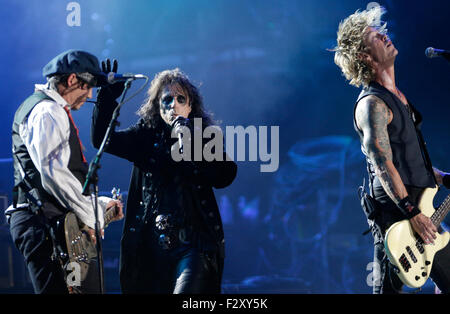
[397,196,421,219]
[443,174,450,189]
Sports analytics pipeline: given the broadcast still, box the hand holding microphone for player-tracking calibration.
[171,115,192,154]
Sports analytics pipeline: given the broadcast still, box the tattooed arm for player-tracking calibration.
[355,95,437,243]
[355,95,407,203]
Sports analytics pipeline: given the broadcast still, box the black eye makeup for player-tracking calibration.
[161,94,187,106]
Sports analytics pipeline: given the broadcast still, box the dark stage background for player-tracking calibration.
[0,0,449,294]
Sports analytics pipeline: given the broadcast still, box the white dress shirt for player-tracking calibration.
[17,84,111,229]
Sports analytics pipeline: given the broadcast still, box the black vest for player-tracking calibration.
[353,82,436,189]
[12,91,88,209]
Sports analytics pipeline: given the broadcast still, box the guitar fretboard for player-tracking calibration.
[104,208,116,227]
[431,194,450,227]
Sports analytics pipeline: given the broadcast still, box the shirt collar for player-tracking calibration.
[35,83,71,110]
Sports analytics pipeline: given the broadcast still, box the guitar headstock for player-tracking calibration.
[105,187,123,227]
[111,187,122,201]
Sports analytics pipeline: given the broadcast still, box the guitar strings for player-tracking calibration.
[432,195,450,225]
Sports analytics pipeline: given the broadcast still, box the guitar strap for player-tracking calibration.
[414,120,437,186]
[11,149,44,214]
[398,97,437,187]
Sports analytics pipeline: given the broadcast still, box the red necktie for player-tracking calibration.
[64,106,87,164]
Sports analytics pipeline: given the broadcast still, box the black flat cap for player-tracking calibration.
[42,49,107,86]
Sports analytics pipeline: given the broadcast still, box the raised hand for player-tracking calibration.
[98,58,125,100]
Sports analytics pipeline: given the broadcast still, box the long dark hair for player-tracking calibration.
[137,68,214,127]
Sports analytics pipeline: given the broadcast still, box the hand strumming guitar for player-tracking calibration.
[410,213,438,245]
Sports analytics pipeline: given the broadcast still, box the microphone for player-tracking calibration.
[425,47,450,60]
[106,72,146,84]
[171,117,190,154]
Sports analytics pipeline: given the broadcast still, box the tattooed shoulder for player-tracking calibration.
[355,95,392,132]
[356,95,394,166]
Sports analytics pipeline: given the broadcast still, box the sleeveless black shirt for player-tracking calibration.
[353,82,436,189]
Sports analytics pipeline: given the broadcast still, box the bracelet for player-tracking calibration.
[397,196,421,219]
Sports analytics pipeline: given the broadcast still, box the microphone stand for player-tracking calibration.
[81,78,134,294]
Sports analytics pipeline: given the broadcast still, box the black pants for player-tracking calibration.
[372,185,450,294]
[9,209,101,294]
[9,209,68,294]
[122,226,222,294]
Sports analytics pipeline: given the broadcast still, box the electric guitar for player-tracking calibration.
[384,186,450,288]
[63,188,122,293]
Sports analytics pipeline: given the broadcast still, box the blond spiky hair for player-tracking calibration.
[333,6,387,88]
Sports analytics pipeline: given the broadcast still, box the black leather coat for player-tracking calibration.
[91,93,237,292]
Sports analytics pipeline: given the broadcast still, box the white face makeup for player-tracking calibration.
[159,83,192,125]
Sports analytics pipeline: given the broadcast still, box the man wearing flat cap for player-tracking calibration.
[7,50,123,294]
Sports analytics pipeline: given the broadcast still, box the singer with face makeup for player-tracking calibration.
[92,65,237,293]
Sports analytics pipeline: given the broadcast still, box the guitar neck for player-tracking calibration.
[104,188,122,228]
[104,206,116,228]
[432,194,450,227]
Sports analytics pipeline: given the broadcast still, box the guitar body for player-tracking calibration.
[384,186,450,288]
[64,212,98,284]
[62,188,122,293]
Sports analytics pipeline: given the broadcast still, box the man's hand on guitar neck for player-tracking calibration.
[106,199,124,222]
[87,200,124,244]
[410,213,438,245]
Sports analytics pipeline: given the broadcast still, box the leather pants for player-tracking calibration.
[126,224,222,294]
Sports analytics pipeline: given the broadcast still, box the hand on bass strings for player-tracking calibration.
[410,213,438,245]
